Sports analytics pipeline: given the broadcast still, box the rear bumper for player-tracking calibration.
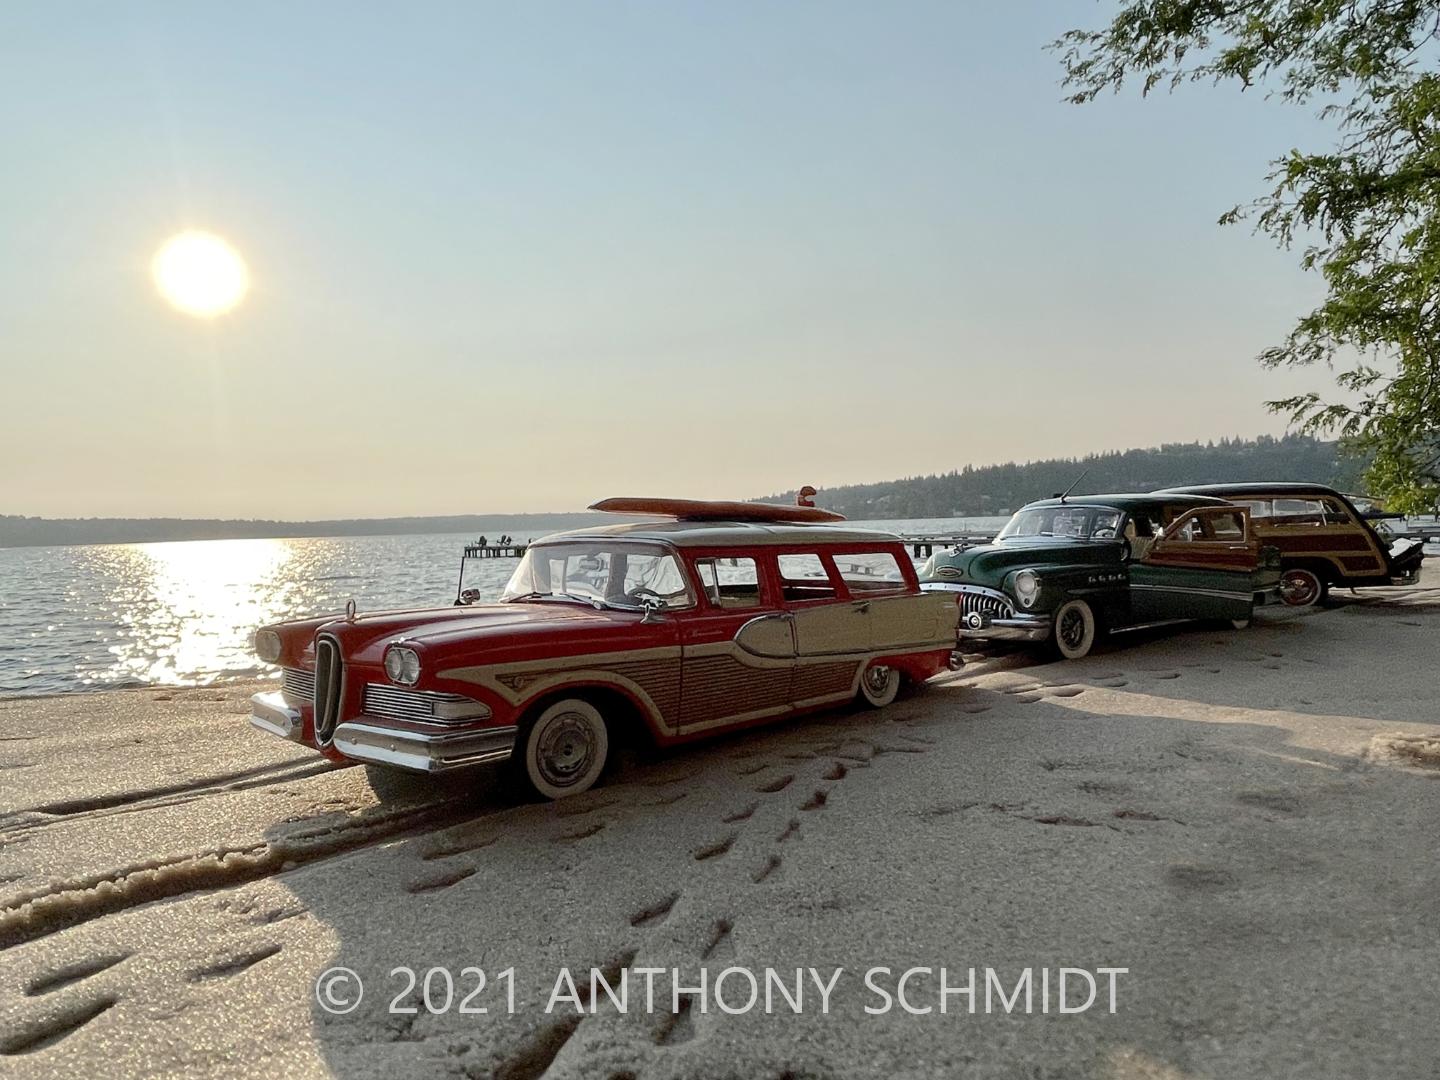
[331,718,518,774]
[958,611,1051,644]
[249,691,304,742]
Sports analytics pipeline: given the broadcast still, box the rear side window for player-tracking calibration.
[833,551,907,595]
[1272,498,1326,526]
[778,553,837,602]
[694,557,762,608]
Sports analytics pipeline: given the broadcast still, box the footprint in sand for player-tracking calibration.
[800,789,828,811]
[189,943,283,981]
[693,834,737,861]
[0,996,117,1056]
[629,892,679,928]
[751,854,781,883]
[722,802,758,823]
[755,774,794,794]
[554,822,606,844]
[699,918,735,960]
[26,953,129,996]
[405,865,478,894]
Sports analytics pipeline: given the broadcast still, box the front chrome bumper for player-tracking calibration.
[331,719,518,773]
[250,691,304,742]
[957,611,1051,644]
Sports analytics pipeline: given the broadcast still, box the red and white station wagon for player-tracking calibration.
[249,499,961,799]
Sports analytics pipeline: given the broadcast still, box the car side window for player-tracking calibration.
[833,551,907,595]
[1208,510,1246,540]
[693,557,762,609]
[1321,497,1353,525]
[777,553,837,602]
[1166,510,1246,543]
[1272,498,1325,526]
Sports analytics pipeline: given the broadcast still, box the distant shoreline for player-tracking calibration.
[0,513,611,550]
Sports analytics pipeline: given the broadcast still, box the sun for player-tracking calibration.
[152,230,250,317]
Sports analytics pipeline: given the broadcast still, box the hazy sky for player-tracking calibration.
[3,1,1335,519]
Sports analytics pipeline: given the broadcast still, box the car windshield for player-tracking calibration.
[500,542,694,610]
[997,506,1123,541]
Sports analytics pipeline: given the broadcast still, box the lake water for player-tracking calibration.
[0,517,1006,696]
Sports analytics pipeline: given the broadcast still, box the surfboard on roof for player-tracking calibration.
[589,497,846,524]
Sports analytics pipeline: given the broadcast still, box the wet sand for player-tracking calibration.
[1,569,1438,1079]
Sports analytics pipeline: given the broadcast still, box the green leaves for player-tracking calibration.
[1059,1,1440,513]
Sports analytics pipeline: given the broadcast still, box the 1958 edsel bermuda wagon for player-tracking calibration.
[248,499,960,799]
[918,493,1282,660]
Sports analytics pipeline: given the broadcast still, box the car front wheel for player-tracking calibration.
[1051,599,1096,660]
[858,663,901,708]
[518,698,610,800]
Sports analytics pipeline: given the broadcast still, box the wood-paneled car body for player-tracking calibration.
[1157,483,1425,607]
[918,494,1282,660]
[248,503,960,799]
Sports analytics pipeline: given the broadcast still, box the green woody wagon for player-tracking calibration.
[918,493,1282,660]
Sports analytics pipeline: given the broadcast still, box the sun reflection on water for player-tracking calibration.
[0,534,513,695]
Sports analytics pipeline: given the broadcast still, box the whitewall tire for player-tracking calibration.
[1230,617,1252,630]
[859,664,901,708]
[520,698,609,800]
[1052,599,1096,660]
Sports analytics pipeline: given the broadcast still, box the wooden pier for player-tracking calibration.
[464,543,529,559]
[900,533,999,558]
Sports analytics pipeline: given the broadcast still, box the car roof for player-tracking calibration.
[1157,482,1344,498]
[535,519,903,548]
[1020,492,1232,513]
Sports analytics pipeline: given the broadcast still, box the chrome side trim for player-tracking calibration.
[249,691,304,742]
[1129,583,1255,602]
[332,720,518,773]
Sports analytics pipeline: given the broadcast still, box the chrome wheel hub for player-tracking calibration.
[536,712,595,787]
[865,666,892,694]
[1280,571,1319,606]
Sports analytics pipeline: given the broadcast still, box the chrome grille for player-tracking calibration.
[362,684,488,725]
[281,667,315,707]
[313,635,343,744]
[959,590,1014,621]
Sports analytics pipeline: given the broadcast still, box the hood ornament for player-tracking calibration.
[345,598,358,622]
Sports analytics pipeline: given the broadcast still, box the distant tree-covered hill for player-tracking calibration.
[1,435,1361,548]
[761,435,1359,519]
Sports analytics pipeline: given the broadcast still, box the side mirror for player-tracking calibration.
[458,588,482,606]
[639,596,665,624]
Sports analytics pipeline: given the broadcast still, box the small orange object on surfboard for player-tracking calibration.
[589,496,845,523]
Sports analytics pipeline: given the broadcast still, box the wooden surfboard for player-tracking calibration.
[589,497,846,523]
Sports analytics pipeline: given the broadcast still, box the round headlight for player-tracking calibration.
[386,646,421,685]
[254,629,282,663]
[1013,570,1040,608]
[399,649,421,686]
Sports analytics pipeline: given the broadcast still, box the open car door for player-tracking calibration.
[1129,506,1260,623]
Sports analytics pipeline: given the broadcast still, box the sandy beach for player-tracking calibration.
[1,569,1438,1079]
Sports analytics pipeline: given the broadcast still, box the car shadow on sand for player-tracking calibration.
[266,664,1440,1080]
